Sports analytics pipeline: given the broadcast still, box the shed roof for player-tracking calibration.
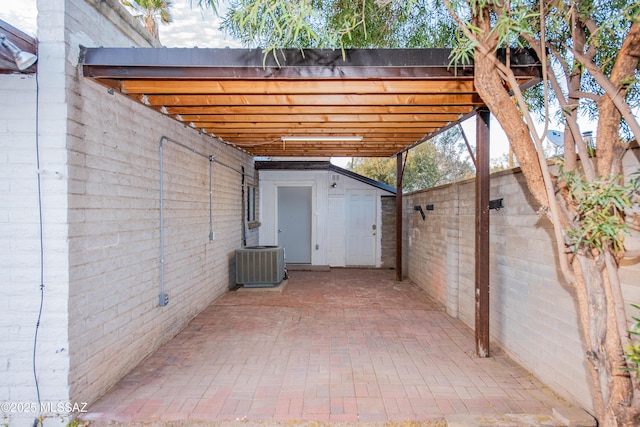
[255,160,396,194]
[80,47,542,157]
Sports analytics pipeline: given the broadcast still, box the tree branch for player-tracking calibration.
[545,49,596,179]
[570,24,640,145]
[572,91,600,103]
[504,64,577,284]
[444,0,576,283]
[578,12,598,61]
[522,34,589,175]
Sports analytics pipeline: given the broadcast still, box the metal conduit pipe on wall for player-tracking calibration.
[158,136,210,307]
[157,136,256,307]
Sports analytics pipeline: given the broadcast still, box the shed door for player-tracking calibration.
[327,196,345,267]
[277,186,312,264]
[346,190,376,266]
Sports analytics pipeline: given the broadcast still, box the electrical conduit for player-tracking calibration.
[158,136,256,307]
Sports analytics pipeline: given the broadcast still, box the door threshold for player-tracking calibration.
[286,264,330,272]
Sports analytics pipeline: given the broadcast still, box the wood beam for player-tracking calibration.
[121,79,476,95]
[217,131,423,136]
[396,153,403,282]
[221,134,423,141]
[177,113,462,124]
[475,107,490,358]
[246,148,401,157]
[165,105,475,115]
[142,93,484,107]
[198,122,442,130]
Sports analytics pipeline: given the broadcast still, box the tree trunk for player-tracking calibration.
[595,22,640,178]
[573,250,639,426]
[472,49,548,207]
[477,51,640,427]
[144,14,159,40]
[470,8,640,425]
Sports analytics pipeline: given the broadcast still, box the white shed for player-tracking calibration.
[256,161,396,268]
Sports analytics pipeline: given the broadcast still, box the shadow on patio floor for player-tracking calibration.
[80,269,592,426]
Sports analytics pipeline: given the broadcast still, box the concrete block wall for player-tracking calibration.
[483,170,589,407]
[405,183,471,319]
[404,148,640,411]
[63,0,255,406]
[380,196,396,269]
[404,164,640,411]
[620,147,640,308]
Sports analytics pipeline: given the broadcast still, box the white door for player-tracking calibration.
[345,190,377,266]
[277,186,312,264]
[327,196,345,266]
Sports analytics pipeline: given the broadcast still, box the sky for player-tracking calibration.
[1,0,567,168]
[0,0,239,47]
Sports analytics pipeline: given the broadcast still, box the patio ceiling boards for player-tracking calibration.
[80,48,542,158]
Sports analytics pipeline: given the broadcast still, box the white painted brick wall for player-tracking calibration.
[1,6,72,425]
[404,150,640,412]
[64,79,253,406]
[2,1,254,425]
[62,0,255,410]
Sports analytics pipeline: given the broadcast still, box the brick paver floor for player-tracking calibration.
[81,268,585,426]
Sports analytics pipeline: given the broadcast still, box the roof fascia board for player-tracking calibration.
[81,47,541,81]
[329,164,396,194]
[255,160,396,194]
[255,161,331,171]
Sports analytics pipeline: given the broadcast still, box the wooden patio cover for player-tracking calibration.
[80,47,541,357]
[80,48,542,158]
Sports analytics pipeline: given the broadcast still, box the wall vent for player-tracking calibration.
[235,245,286,287]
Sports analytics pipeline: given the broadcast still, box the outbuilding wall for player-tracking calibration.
[258,168,392,267]
[403,147,640,411]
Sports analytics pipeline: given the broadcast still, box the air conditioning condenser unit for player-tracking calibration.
[235,245,286,287]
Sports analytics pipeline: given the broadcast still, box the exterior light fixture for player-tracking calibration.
[281,136,363,142]
[0,33,37,71]
[489,198,504,211]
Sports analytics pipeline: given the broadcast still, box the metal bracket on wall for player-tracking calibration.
[413,205,425,220]
[159,293,169,307]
